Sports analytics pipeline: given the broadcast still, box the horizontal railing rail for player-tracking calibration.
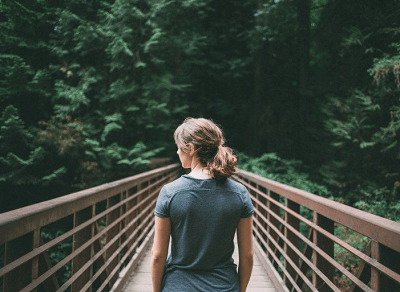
[0,164,181,292]
[233,169,400,292]
[3,165,399,292]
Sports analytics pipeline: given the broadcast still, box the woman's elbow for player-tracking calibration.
[240,250,254,262]
[151,249,167,263]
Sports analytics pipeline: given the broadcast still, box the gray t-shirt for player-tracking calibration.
[154,174,254,292]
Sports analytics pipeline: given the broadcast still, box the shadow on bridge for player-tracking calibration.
[1,164,400,292]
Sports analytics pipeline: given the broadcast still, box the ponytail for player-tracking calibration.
[207,146,238,180]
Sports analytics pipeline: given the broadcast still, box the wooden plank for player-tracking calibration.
[123,236,279,292]
[111,225,155,292]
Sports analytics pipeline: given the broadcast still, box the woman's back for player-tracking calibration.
[155,175,253,291]
[151,118,254,292]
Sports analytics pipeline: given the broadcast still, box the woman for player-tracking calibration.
[151,118,254,292]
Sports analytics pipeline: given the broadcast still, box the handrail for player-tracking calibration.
[0,163,181,292]
[2,165,400,292]
[233,169,400,292]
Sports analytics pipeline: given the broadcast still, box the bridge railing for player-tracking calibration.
[234,169,400,292]
[0,164,180,292]
[2,165,400,292]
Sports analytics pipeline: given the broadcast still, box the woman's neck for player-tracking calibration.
[189,163,212,179]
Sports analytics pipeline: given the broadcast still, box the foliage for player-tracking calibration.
[320,0,400,222]
[41,228,72,286]
[322,86,400,221]
[0,0,200,212]
[47,0,200,183]
[2,3,400,291]
[0,106,68,210]
[237,152,329,197]
[333,225,370,291]
[1,0,400,228]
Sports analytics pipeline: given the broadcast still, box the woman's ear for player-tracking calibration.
[189,144,196,156]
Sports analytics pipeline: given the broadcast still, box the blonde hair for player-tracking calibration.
[174,118,238,180]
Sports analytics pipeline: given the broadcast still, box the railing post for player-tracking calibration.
[138,180,149,245]
[266,189,271,253]
[134,183,142,250]
[3,232,33,292]
[148,176,159,226]
[125,185,137,243]
[106,193,122,288]
[312,212,334,292]
[371,240,380,292]
[284,199,300,289]
[252,185,261,246]
[72,206,94,292]
[119,190,127,264]
[371,240,400,291]
[31,229,40,292]
[258,186,268,245]
[268,191,281,270]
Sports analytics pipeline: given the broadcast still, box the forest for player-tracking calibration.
[1,0,400,222]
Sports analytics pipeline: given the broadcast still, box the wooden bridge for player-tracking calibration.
[1,164,400,292]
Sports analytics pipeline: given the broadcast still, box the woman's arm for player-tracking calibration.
[237,216,254,292]
[151,216,171,292]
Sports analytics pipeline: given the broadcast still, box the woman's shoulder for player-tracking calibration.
[161,175,248,196]
[224,178,248,193]
[161,175,192,195]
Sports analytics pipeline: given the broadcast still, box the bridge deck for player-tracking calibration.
[123,237,277,292]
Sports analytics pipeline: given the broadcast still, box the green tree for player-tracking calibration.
[320,0,400,221]
[0,0,195,211]
[0,0,57,122]
[0,0,67,212]
[0,106,69,211]
[48,0,205,183]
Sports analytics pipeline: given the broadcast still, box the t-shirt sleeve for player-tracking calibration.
[154,186,170,218]
[240,188,254,218]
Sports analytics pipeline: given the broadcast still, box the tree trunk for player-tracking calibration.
[296,0,311,158]
[248,0,271,156]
